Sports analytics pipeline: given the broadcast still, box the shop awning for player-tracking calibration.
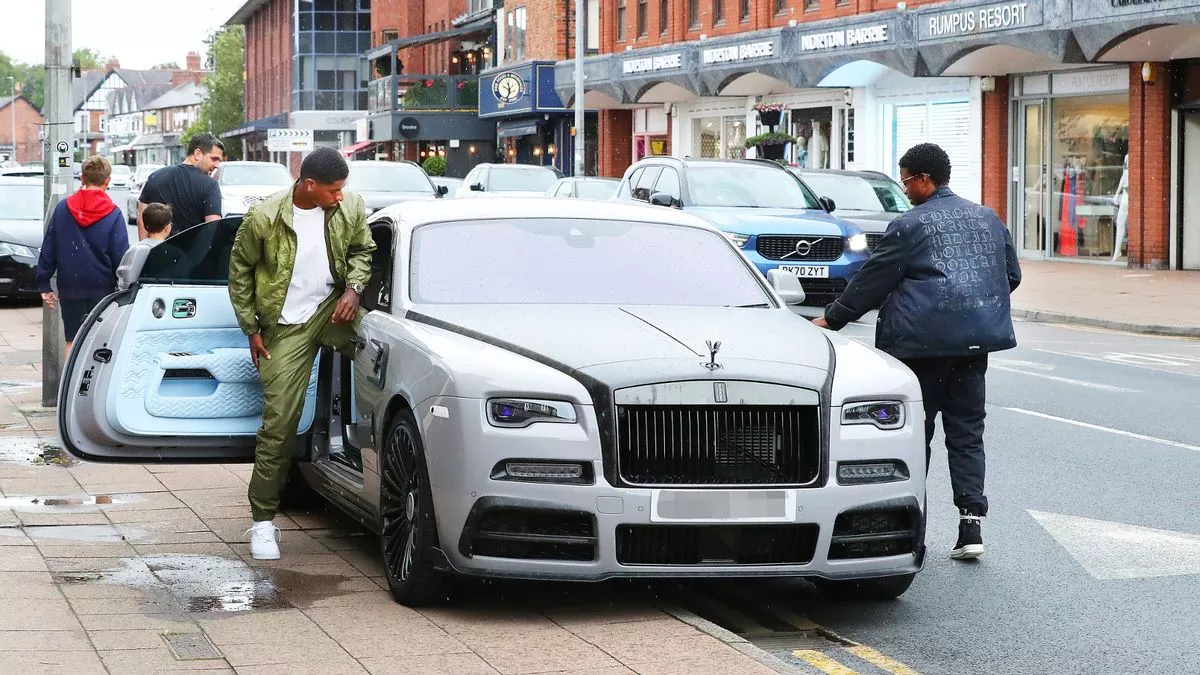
[341,140,376,156]
[496,119,540,139]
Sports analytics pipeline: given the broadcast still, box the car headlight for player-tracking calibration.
[847,232,869,253]
[842,401,905,430]
[0,242,37,258]
[487,398,578,428]
[724,232,750,248]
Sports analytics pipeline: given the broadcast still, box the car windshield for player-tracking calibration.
[0,185,43,220]
[686,165,821,209]
[800,173,911,213]
[347,163,434,193]
[218,164,292,187]
[111,165,131,176]
[488,167,559,192]
[411,218,769,306]
[575,180,618,199]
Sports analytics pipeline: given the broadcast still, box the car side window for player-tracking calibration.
[560,182,574,197]
[478,166,490,189]
[362,222,394,313]
[626,168,644,199]
[139,217,242,284]
[632,167,663,202]
[654,168,681,202]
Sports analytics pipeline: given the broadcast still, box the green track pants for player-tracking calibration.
[248,293,360,522]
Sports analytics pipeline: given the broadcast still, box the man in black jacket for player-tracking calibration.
[813,143,1021,561]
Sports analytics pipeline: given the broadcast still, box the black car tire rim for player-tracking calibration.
[381,422,419,584]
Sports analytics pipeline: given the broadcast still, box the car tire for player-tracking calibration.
[379,408,447,607]
[812,573,916,601]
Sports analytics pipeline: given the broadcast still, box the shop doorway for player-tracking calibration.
[1180,113,1200,269]
[1017,100,1048,256]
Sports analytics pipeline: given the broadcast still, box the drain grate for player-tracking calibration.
[162,632,223,661]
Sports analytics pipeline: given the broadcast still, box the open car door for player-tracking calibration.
[59,217,320,463]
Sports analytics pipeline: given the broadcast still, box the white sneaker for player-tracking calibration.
[247,521,280,560]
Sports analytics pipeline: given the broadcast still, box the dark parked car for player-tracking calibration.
[0,177,45,299]
[790,169,911,251]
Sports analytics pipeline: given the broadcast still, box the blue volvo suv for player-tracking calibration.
[615,157,870,306]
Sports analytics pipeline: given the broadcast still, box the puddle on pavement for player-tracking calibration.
[54,554,355,614]
[0,437,78,467]
[0,493,140,511]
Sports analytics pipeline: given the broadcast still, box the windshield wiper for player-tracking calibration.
[727,303,771,308]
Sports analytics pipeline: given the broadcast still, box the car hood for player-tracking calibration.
[683,206,855,236]
[410,304,833,381]
[221,185,287,199]
[0,219,43,248]
[835,210,899,234]
[360,191,439,209]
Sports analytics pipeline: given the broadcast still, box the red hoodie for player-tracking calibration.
[66,189,117,227]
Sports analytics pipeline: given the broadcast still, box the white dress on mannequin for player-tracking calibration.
[1113,154,1129,262]
[807,123,827,169]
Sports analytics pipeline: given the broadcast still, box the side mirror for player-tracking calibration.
[649,192,678,208]
[766,269,806,305]
[470,183,485,192]
[436,184,449,196]
[819,196,836,213]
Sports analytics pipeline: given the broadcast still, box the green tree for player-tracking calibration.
[73,48,104,71]
[0,51,44,110]
[182,26,245,157]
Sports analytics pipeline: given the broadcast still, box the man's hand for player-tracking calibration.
[331,288,360,324]
[41,292,57,310]
[249,334,271,370]
[811,316,829,329]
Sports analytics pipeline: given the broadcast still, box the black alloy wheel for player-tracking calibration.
[379,409,446,606]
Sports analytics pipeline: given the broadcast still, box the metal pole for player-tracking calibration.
[8,77,15,163]
[573,0,585,177]
[42,0,71,407]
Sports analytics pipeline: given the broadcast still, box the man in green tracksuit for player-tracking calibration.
[228,147,375,560]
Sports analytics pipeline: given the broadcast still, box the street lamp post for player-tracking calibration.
[573,0,585,177]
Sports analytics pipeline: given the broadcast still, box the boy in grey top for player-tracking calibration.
[117,203,173,290]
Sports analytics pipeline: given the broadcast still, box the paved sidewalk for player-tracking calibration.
[1012,261,1200,337]
[0,306,793,675]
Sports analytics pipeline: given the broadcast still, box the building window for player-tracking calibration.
[741,0,750,21]
[660,0,669,34]
[616,0,626,41]
[293,0,372,111]
[505,7,527,61]
[637,0,647,37]
[842,108,855,164]
[804,0,819,11]
[382,29,397,45]
[713,0,724,24]
[774,0,787,14]
[688,0,699,27]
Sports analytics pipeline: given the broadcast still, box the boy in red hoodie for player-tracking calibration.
[36,155,130,355]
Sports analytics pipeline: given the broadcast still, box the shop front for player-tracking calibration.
[365,111,496,177]
[223,113,288,162]
[1009,68,1130,262]
[480,61,597,175]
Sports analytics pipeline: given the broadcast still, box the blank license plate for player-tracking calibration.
[651,490,794,523]
[778,265,830,278]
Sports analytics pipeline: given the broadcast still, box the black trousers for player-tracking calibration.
[901,354,989,516]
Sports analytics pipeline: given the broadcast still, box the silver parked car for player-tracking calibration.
[545,176,620,200]
[58,197,926,606]
[345,160,447,214]
[216,161,293,216]
[790,169,911,251]
[126,164,166,224]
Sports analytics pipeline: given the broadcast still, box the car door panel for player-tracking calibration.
[60,217,320,463]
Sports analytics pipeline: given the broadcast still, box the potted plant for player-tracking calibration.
[745,131,796,160]
[754,101,786,129]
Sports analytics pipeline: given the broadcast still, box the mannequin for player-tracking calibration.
[807,121,828,169]
[1112,153,1129,261]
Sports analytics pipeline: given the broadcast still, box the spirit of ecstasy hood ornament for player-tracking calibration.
[704,340,722,370]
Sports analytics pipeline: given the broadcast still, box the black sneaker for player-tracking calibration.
[950,510,984,560]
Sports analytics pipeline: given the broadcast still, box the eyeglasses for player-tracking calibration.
[900,173,928,185]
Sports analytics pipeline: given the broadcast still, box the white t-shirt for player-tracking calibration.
[278,204,334,325]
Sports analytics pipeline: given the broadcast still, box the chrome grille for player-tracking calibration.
[866,233,884,250]
[756,236,844,261]
[615,405,821,486]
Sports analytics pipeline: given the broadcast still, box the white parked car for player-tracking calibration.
[345,160,447,214]
[109,164,133,188]
[215,161,293,216]
[456,163,562,198]
[126,164,166,224]
[58,197,926,607]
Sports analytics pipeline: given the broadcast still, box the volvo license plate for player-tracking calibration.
[778,265,830,278]
[651,490,794,523]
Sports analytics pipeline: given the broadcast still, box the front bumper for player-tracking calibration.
[0,254,40,298]
[421,397,926,583]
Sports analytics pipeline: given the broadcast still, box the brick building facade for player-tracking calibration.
[0,96,44,165]
[557,0,1200,270]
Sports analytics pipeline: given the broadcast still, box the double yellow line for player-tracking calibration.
[794,640,920,675]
